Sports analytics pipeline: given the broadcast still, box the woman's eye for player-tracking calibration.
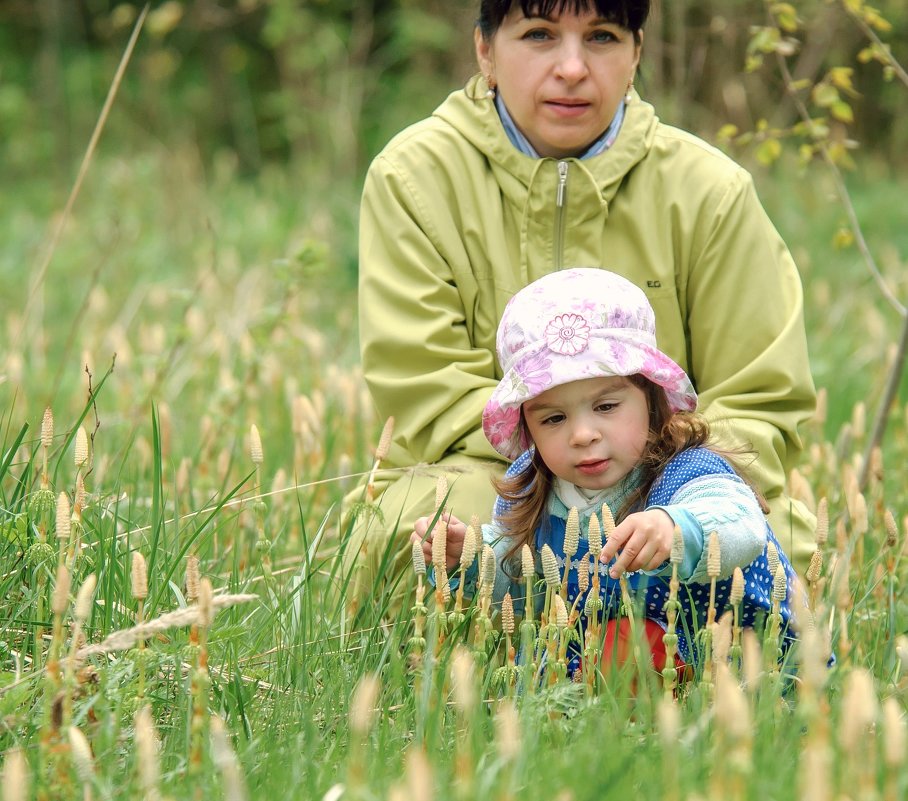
[590,30,618,43]
[523,28,552,41]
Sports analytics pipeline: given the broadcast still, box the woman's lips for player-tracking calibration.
[546,99,591,117]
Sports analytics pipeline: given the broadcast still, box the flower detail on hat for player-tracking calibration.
[544,314,590,356]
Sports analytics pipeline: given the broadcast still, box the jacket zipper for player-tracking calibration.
[554,160,569,270]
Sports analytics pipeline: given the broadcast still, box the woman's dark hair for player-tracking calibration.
[477,1,650,42]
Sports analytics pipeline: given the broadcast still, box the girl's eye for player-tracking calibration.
[596,402,618,413]
[541,413,565,426]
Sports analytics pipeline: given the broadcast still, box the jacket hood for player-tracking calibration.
[433,74,659,208]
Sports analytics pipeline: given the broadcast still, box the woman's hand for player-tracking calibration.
[598,509,675,578]
[410,512,468,573]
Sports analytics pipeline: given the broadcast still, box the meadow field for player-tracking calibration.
[2,4,908,800]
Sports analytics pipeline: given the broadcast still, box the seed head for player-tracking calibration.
[2,747,28,801]
[460,525,478,570]
[851,492,868,537]
[349,673,381,736]
[437,568,451,604]
[772,563,788,605]
[521,544,535,582]
[74,426,89,468]
[814,498,829,547]
[806,550,823,583]
[851,400,866,439]
[502,592,515,635]
[577,556,589,594]
[41,408,54,450]
[68,726,95,783]
[882,696,906,768]
[766,541,780,577]
[714,663,750,741]
[430,517,447,572]
[814,387,827,426]
[839,668,878,751]
[131,552,148,601]
[51,563,71,615]
[494,701,521,762]
[601,504,616,539]
[587,513,602,553]
[713,611,733,663]
[788,467,815,510]
[433,475,448,513]
[670,525,684,565]
[411,540,426,576]
[55,492,71,541]
[249,424,263,465]
[540,544,560,589]
[480,544,496,592]
[185,554,200,603]
[707,531,721,578]
[197,577,213,628]
[553,594,568,628]
[884,508,898,549]
[404,746,432,801]
[450,647,476,715]
[730,567,745,605]
[375,416,395,461]
[134,706,160,801]
[74,574,96,624]
[564,507,580,557]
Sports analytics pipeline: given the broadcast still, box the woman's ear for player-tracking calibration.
[474,25,494,79]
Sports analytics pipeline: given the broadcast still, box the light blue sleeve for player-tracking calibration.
[647,474,767,583]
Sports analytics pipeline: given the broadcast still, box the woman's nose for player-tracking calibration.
[554,40,589,83]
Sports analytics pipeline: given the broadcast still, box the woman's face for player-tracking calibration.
[475,6,641,159]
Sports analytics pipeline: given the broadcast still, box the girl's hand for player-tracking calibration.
[598,509,675,578]
[410,512,468,573]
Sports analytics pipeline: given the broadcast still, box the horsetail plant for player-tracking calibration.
[560,507,579,601]
[662,526,684,696]
[699,531,721,690]
[68,724,95,801]
[135,705,161,801]
[132,552,148,698]
[365,416,394,502]
[583,513,604,691]
[189,578,214,784]
[472,545,497,664]
[28,408,57,668]
[249,424,272,584]
[451,523,479,624]
[409,540,428,664]
[519,544,538,696]
[729,567,745,676]
[63,573,96,728]
[493,592,518,696]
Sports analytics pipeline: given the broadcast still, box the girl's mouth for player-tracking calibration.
[576,459,609,476]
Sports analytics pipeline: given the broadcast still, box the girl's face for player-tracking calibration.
[523,375,649,490]
[475,6,641,159]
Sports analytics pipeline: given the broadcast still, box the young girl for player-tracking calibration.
[413,268,800,671]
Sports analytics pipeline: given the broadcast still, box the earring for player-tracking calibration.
[624,83,634,104]
[485,76,496,99]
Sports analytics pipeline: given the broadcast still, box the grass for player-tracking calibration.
[0,101,907,801]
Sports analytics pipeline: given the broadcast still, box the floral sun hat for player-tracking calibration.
[482,268,698,460]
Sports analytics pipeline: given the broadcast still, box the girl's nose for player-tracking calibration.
[569,420,601,447]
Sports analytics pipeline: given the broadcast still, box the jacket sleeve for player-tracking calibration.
[358,154,502,466]
[685,171,816,506]
[648,473,767,583]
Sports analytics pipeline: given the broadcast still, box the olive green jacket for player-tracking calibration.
[359,76,816,557]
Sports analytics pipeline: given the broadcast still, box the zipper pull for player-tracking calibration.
[556,161,569,207]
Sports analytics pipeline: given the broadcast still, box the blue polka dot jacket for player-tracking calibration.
[461,447,801,666]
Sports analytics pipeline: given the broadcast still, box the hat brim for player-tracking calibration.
[482,339,697,461]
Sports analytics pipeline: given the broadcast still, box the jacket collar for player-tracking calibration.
[433,74,658,206]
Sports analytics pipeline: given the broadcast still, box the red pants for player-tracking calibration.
[602,617,687,673]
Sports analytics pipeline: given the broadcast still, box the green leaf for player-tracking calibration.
[812,83,839,108]
[755,138,782,166]
[831,101,854,123]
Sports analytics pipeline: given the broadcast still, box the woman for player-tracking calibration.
[348,0,816,613]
